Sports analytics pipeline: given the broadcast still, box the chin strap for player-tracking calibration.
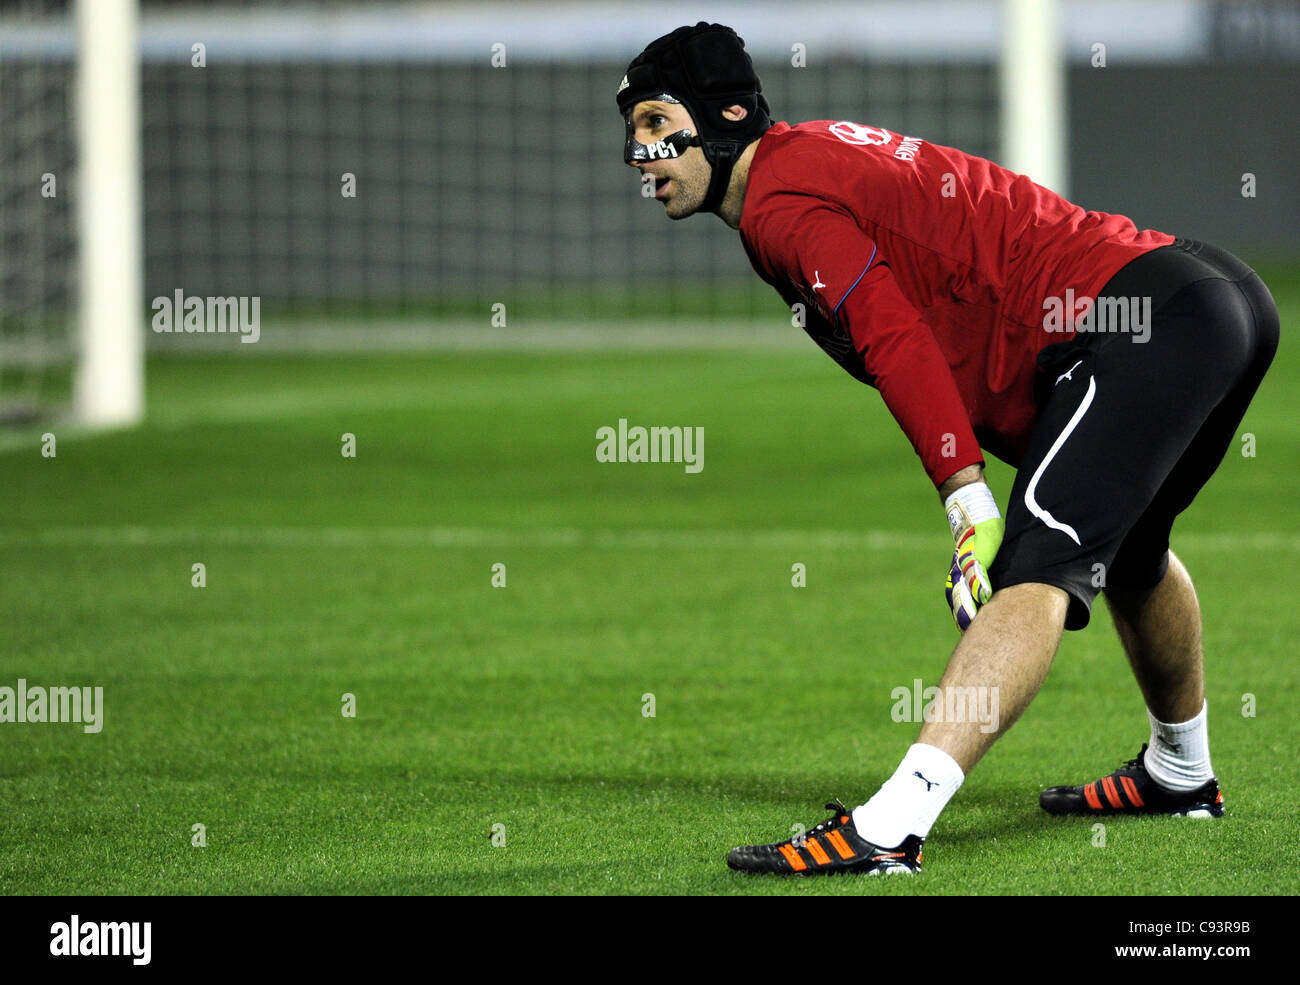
[699,140,743,215]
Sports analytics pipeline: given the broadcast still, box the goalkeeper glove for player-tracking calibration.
[943,480,1004,631]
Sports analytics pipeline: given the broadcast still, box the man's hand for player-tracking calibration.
[941,477,1004,631]
[945,554,977,632]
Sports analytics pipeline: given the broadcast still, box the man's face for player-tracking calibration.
[626,99,712,219]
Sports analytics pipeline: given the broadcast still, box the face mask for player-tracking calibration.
[624,113,699,165]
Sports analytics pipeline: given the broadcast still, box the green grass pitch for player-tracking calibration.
[1,270,1296,896]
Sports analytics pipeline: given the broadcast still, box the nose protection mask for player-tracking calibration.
[622,104,701,165]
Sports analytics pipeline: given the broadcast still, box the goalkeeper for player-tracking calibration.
[616,23,1279,875]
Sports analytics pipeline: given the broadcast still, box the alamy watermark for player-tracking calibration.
[595,418,703,473]
[890,678,1000,734]
[1043,290,1152,344]
[0,679,103,733]
[50,915,150,965]
[151,289,260,343]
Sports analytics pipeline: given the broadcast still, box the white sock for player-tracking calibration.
[1143,700,1214,791]
[852,743,964,847]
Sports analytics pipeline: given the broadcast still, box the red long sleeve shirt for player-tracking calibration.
[738,120,1173,488]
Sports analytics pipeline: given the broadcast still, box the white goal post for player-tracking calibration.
[1000,0,1067,197]
[73,0,142,427]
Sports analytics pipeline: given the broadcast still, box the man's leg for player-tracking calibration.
[1089,549,1217,793]
[1022,243,1275,815]
[1104,550,1203,724]
[918,583,1068,772]
[848,583,1067,848]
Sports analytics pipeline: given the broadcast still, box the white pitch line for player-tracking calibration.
[0,526,1295,552]
[143,320,802,353]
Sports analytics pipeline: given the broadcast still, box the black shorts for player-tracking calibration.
[988,238,1280,630]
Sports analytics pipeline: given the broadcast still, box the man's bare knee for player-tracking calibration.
[1103,551,1188,624]
[986,582,1070,625]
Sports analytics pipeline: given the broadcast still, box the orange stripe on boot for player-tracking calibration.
[1120,776,1144,808]
[805,836,832,866]
[1101,776,1124,808]
[1084,782,1103,809]
[778,843,807,872]
[826,830,856,860]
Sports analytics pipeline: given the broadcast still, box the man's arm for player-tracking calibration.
[938,463,984,502]
[750,196,984,488]
[795,219,1003,626]
[832,259,983,488]
[773,206,1004,628]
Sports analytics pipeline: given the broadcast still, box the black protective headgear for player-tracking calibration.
[617,23,772,215]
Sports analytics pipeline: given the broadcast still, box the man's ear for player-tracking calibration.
[722,104,749,122]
